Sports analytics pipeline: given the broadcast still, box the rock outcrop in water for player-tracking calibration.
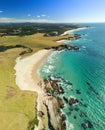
[81,120,93,129]
[68,98,79,105]
[39,75,94,130]
[45,44,79,51]
[52,44,79,51]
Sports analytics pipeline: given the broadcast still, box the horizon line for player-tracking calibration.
[0,21,105,24]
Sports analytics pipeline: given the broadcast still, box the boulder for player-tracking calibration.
[68,98,79,105]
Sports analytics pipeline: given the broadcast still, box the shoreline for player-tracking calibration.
[14,49,52,130]
[14,27,83,130]
[14,49,65,130]
[15,49,52,91]
[61,27,88,36]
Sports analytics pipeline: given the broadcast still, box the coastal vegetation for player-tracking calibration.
[0,23,85,36]
[0,23,84,130]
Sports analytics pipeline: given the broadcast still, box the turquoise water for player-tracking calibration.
[39,23,105,130]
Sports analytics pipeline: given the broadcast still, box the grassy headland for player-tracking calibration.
[0,23,85,130]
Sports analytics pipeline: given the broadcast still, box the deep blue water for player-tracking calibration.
[39,23,105,130]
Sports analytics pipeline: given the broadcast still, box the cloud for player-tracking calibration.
[0,17,12,22]
[0,17,55,23]
[37,14,47,18]
[28,14,31,17]
[41,14,46,17]
[0,10,3,13]
[37,15,40,18]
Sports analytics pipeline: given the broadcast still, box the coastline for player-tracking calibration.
[14,49,65,130]
[61,27,88,36]
[15,49,52,129]
[15,49,52,91]
[14,26,84,130]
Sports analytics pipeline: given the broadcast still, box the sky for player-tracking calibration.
[0,0,105,23]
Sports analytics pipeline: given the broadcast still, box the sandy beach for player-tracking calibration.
[61,27,87,36]
[14,49,52,130]
[13,27,84,129]
[14,49,63,130]
[15,49,52,90]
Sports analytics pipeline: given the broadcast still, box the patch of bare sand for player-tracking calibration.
[14,49,64,130]
[14,49,52,130]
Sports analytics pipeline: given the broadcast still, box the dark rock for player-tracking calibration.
[81,123,88,129]
[68,98,79,105]
[83,104,87,108]
[62,114,66,121]
[76,89,81,94]
[86,82,90,86]
[61,121,66,130]
[57,97,64,108]
[48,76,65,95]
[51,44,79,51]
[65,80,73,85]
[43,78,49,84]
[38,111,44,117]
[79,112,87,117]
[63,96,68,103]
[74,115,77,119]
[81,120,93,129]
[61,114,66,130]
[86,120,93,128]
[59,87,65,94]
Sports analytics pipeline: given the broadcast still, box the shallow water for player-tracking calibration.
[39,23,105,130]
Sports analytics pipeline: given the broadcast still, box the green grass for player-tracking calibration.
[0,33,72,130]
[0,48,38,130]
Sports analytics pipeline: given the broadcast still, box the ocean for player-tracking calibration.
[39,23,105,130]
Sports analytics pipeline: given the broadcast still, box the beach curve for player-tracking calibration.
[14,49,63,130]
[14,49,52,130]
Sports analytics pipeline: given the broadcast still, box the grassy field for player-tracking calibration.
[0,33,67,130]
[0,46,38,130]
[0,32,76,130]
